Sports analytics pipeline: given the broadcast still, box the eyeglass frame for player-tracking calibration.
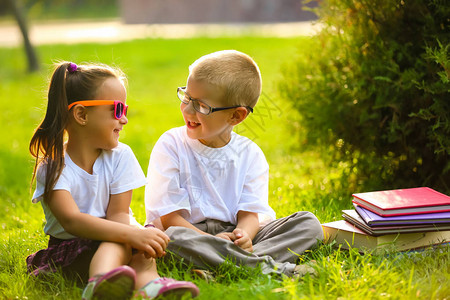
[177,86,253,115]
[68,100,128,120]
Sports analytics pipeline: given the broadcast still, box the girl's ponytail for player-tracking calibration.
[30,61,124,201]
[30,62,71,201]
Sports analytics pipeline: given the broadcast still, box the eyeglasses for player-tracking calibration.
[177,86,253,115]
[68,100,128,120]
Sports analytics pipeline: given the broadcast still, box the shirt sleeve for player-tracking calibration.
[236,144,276,223]
[145,132,191,223]
[110,144,147,195]
[32,163,72,204]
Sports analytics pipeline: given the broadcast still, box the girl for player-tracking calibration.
[27,62,199,300]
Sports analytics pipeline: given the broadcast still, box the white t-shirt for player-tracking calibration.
[32,142,146,239]
[145,126,276,225]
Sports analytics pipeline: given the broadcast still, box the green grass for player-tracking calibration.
[1,37,449,299]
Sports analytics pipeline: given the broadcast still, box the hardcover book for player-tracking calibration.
[342,209,450,236]
[354,204,450,226]
[322,220,450,253]
[351,187,450,216]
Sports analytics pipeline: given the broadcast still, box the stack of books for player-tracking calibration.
[322,187,450,253]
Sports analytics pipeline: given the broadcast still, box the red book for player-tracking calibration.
[352,187,450,217]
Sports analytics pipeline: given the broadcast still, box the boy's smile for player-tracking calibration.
[186,120,201,129]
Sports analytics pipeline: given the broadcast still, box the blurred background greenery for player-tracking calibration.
[0,0,118,21]
[281,0,449,195]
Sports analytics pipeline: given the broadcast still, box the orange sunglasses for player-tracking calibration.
[68,100,128,120]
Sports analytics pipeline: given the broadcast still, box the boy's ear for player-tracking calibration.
[229,107,249,126]
[71,104,89,126]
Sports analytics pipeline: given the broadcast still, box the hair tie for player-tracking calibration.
[67,62,78,73]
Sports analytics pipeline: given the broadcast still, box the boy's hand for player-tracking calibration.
[129,227,170,259]
[215,232,234,242]
[215,229,253,252]
[232,228,253,252]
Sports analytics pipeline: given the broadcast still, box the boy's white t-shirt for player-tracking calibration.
[32,142,147,239]
[145,126,276,225]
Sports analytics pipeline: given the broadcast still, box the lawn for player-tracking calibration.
[1,36,449,299]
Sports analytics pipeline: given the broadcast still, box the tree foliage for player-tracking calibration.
[281,0,450,194]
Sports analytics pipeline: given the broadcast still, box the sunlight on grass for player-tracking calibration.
[1,37,449,299]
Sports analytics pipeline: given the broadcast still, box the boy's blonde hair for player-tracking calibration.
[188,50,262,108]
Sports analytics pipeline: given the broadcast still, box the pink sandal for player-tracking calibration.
[135,277,199,299]
[82,265,136,300]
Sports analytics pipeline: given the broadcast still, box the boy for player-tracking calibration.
[145,50,323,277]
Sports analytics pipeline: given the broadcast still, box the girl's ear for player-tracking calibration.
[71,105,89,126]
[229,107,249,126]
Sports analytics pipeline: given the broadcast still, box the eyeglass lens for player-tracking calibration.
[178,89,188,104]
[178,89,211,114]
[192,101,210,114]
[115,102,127,119]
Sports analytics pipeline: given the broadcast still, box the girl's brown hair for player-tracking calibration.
[29,61,125,201]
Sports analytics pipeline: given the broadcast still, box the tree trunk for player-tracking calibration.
[7,0,39,72]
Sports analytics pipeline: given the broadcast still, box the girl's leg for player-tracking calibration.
[82,242,136,300]
[130,252,200,298]
[89,242,132,277]
[128,252,159,289]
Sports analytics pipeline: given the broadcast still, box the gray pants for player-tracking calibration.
[164,211,323,276]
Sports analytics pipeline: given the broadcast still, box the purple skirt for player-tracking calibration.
[26,236,101,283]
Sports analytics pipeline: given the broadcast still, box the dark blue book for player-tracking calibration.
[354,204,450,226]
[342,209,450,236]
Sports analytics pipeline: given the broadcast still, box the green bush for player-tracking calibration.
[281,0,450,194]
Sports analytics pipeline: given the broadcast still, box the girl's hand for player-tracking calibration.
[129,227,170,258]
